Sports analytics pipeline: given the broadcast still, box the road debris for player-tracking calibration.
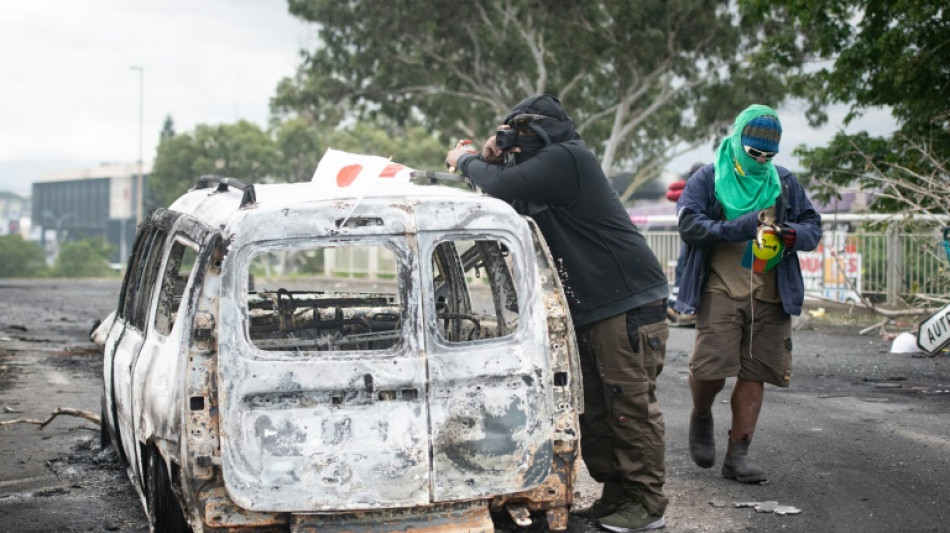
[0,407,100,429]
[735,501,802,515]
[890,331,923,354]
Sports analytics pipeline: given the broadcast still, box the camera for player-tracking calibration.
[495,128,518,152]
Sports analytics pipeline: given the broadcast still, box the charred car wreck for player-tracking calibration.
[96,174,582,532]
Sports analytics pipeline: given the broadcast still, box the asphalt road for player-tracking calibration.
[0,279,948,532]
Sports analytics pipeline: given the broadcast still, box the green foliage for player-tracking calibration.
[747,0,949,213]
[277,0,795,187]
[0,235,47,278]
[272,117,446,182]
[746,0,948,135]
[327,122,446,171]
[49,239,115,278]
[274,117,323,183]
[150,120,280,206]
[151,112,446,204]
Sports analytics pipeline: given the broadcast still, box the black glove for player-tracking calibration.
[779,225,796,249]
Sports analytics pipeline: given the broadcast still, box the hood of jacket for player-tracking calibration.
[503,94,580,146]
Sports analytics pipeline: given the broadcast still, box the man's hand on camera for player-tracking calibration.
[445,139,478,171]
[480,131,507,164]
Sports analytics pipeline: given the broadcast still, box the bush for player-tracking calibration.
[49,239,116,278]
[0,235,47,278]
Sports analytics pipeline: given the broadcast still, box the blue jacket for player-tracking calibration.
[673,163,822,316]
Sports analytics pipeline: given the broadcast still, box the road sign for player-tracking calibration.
[916,301,950,355]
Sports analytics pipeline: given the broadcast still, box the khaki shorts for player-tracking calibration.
[690,292,792,387]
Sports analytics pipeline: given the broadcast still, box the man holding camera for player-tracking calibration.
[446,94,670,532]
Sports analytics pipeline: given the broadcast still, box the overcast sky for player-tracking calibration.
[0,0,313,195]
[0,1,897,196]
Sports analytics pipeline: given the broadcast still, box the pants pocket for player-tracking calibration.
[627,319,668,380]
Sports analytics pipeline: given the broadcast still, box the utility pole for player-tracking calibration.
[131,65,144,224]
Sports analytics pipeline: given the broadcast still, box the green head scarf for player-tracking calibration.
[714,104,782,220]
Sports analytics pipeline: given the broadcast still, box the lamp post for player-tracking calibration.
[42,211,75,264]
[130,65,144,224]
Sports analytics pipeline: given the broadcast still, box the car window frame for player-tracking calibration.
[239,236,410,358]
[153,235,201,337]
[425,231,524,347]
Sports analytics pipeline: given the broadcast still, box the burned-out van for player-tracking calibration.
[98,174,582,532]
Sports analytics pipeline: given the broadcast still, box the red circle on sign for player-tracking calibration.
[337,164,363,187]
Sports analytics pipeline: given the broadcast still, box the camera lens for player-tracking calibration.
[496,129,518,152]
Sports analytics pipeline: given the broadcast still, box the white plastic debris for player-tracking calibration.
[890,331,922,354]
[735,501,802,516]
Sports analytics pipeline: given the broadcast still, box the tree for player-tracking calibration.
[274,117,324,183]
[276,0,794,199]
[744,0,949,216]
[325,121,446,171]
[273,114,451,182]
[160,115,175,141]
[150,120,280,206]
[0,235,47,278]
[49,239,114,278]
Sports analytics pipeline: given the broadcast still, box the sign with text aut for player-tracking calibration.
[916,301,950,355]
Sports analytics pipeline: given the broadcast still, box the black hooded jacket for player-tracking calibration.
[457,95,668,326]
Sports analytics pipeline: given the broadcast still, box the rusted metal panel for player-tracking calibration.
[290,501,494,533]
[216,201,431,512]
[198,484,288,529]
[482,219,584,532]
[418,220,555,501]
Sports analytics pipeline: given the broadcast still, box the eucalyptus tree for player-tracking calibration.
[745,0,949,216]
[275,0,792,199]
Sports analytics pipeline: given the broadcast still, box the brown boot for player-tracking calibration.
[688,411,715,468]
[574,481,624,519]
[721,435,767,483]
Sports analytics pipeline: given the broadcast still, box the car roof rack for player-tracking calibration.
[410,170,475,190]
[195,175,257,208]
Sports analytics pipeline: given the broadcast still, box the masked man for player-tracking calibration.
[447,95,669,532]
[674,104,822,483]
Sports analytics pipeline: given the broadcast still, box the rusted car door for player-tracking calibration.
[130,230,202,458]
[420,229,555,502]
[105,221,171,478]
[215,213,431,512]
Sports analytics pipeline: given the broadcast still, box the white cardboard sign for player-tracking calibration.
[916,301,950,355]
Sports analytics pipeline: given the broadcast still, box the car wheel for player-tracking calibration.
[146,449,191,533]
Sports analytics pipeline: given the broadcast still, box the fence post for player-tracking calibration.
[886,225,901,305]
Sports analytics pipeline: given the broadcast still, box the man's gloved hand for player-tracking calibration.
[779,225,796,249]
[480,133,506,164]
[445,139,479,171]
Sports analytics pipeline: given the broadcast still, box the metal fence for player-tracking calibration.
[320,217,950,305]
[643,223,950,305]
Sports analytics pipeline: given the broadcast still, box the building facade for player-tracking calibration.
[31,162,151,264]
[0,191,31,237]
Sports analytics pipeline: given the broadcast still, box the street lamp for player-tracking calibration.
[130,65,144,224]
[41,211,75,263]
